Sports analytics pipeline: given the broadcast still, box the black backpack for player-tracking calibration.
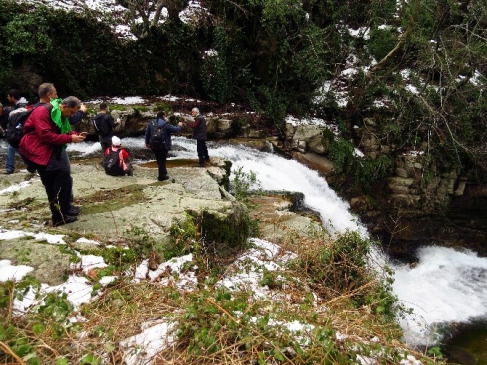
[6,104,51,148]
[150,121,168,150]
[104,148,124,176]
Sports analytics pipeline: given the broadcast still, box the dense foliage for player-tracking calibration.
[1,0,486,179]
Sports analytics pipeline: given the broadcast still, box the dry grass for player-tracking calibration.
[0,229,445,365]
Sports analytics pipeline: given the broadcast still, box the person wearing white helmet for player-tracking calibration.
[103,136,133,176]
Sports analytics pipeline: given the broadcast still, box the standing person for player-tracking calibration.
[183,107,209,167]
[104,136,133,176]
[36,83,87,124]
[4,89,28,174]
[35,83,86,215]
[18,96,87,227]
[145,111,183,181]
[93,103,121,154]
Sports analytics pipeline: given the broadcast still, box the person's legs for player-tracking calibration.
[124,160,134,176]
[37,153,74,225]
[61,149,76,206]
[203,141,209,162]
[5,145,16,173]
[154,149,168,180]
[101,141,110,155]
[196,140,205,166]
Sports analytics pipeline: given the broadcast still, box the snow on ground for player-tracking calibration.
[0,259,34,282]
[0,179,36,195]
[0,221,313,363]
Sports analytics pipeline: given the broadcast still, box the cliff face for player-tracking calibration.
[283,116,487,257]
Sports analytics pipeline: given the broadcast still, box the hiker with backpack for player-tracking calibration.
[104,136,133,176]
[4,89,28,174]
[18,96,87,227]
[145,111,183,181]
[183,107,210,167]
[93,103,121,154]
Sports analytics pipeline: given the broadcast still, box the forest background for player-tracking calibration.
[1,1,487,363]
[1,0,487,197]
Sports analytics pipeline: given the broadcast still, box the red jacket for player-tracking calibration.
[104,146,129,160]
[19,105,74,166]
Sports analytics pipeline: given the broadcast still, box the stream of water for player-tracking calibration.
[62,137,487,360]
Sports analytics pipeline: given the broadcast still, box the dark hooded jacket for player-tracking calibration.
[145,118,182,151]
[184,114,207,141]
[94,112,117,144]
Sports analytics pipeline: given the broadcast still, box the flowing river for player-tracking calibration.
[56,136,487,362]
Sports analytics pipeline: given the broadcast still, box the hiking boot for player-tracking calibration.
[158,176,170,181]
[4,170,14,175]
[52,215,78,227]
[68,206,81,216]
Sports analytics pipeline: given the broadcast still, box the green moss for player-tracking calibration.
[86,107,98,116]
[193,202,250,251]
[321,128,335,153]
[133,106,150,116]
[79,185,147,215]
[154,102,170,112]
[107,104,128,111]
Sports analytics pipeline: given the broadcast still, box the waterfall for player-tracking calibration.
[68,137,487,347]
[392,246,487,346]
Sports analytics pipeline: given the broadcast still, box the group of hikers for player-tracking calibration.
[1,83,210,227]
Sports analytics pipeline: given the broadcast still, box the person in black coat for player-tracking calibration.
[145,111,183,181]
[93,102,121,154]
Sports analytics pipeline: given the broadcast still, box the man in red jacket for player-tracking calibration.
[19,96,87,227]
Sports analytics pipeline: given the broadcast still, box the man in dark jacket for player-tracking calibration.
[183,107,210,167]
[93,103,120,154]
[5,89,28,174]
[145,111,183,181]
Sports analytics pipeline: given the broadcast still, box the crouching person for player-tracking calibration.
[19,96,87,227]
[104,136,133,176]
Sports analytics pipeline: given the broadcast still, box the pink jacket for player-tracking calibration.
[19,105,73,166]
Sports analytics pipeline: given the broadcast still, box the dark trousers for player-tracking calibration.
[100,141,110,155]
[197,140,209,164]
[36,151,72,223]
[153,148,168,180]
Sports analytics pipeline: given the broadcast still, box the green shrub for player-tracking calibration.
[328,137,355,174]
[368,27,398,61]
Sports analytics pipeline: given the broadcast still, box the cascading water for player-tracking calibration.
[69,137,487,352]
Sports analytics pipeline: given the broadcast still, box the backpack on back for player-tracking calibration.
[6,104,51,148]
[104,148,124,176]
[150,121,168,150]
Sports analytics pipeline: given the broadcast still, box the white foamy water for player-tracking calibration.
[175,138,367,235]
[67,137,487,346]
[392,246,487,346]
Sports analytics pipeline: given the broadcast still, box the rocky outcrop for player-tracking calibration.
[0,157,324,284]
[72,105,487,255]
